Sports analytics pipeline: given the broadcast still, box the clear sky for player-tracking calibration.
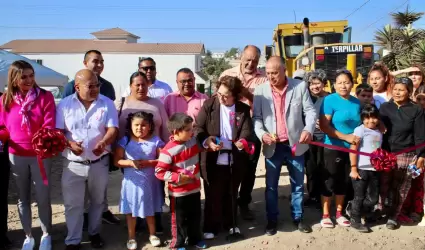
[1,0,424,52]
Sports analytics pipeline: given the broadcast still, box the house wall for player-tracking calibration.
[21,53,205,98]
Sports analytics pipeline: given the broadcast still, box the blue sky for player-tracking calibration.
[1,0,424,52]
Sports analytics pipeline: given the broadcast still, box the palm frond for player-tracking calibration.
[391,7,424,27]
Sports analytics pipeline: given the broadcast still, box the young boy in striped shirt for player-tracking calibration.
[155,113,215,250]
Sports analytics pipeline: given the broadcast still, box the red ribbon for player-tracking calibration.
[32,128,68,185]
[238,138,255,155]
[291,141,425,172]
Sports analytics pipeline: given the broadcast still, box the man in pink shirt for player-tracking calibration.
[163,68,208,120]
[219,45,267,220]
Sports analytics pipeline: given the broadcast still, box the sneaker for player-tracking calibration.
[386,219,398,230]
[194,240,207,249]
[149,235,161,247]
[293,219,312,233]
[336,215,351,227]
[229,227,241,235]
[320,217,334,228]
[89,234,104,248]
[39,234,52,250]
[126,239,137,250]
[102,210,120,225]
[350,219,369,233]
[265,221,277,236]
[162,204,170,213]
[22,236,35,250]
[203,233,215,240]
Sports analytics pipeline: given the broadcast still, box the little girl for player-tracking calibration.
[347,104,383,233]
[114,111,163,249]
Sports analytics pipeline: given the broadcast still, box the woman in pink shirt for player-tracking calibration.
[0,60,56,250]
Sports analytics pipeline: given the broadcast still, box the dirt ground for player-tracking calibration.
[6,155,425,250]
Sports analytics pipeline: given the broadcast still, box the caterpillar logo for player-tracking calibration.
[324,45,363,54]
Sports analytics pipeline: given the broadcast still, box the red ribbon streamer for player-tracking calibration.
[238,138,255,155]
[291,141,425,172]
[32,128,68,185]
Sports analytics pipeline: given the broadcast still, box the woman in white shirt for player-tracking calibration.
[368,63,394,109]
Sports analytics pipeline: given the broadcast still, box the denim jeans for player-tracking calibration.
[265,143,305,221]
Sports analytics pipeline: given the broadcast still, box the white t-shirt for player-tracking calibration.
[353,125,383,171]
[217,104,235,165]
[373,92,390,109]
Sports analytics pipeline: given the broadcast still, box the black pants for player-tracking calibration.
[0,145,10,244]
[351,170,379,221]
[204,164,243,234]
[169,192,202,248]
[322,149,352,198]
[305,143,324,201]
[238,135,261,207]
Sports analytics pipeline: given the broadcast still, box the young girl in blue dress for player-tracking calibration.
[114,111,164,249]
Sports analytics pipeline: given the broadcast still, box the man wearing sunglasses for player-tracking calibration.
[122,57,173,102]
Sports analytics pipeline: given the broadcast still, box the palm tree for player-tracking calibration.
[374,7,425,70]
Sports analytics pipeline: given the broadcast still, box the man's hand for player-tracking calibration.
[69,141,83,156]
[262,133,276,145]
[178,173,194,185]
[92,140,107,156]
[299,131,312,144]
[205,136,223,151]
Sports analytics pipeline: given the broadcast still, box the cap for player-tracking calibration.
[293,69,306,80]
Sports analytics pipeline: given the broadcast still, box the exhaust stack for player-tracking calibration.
[302,18,310,50]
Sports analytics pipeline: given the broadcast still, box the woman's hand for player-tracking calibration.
[344,134,360,145]
[69,141,83,156]
[130,160,143,170]
[416,157,425,171]
[205,136,223,151]
[350,168,361,180]
[234,140,244,150]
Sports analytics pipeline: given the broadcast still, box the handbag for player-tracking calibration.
[109,97,125,172]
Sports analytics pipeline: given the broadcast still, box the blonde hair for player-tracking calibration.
[2,60,39,111]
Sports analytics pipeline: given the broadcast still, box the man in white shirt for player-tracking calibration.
[56,69,118,250]
[121,57,173,102]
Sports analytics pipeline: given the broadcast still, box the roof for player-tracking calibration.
[91,28,140,39]
[0,40,205,54]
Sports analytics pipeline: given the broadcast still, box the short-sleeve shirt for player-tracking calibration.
[56,93,119,161]
[320,93,361,148]
[118,135,165,161]
[353,125,383,170]
[62,76,116,101]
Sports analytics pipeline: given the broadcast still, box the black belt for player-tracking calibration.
[72,154,109,165]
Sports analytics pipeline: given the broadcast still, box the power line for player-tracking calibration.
[0,26,271,31]
[344,0,371,19]
[362,0,409,31]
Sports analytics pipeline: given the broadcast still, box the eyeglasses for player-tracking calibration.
[85,83,101,89]
[179,79,194,84]
[217,91,232,99]
[140,66,156,72]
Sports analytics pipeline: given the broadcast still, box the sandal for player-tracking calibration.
[127,239,137,250]
[320,217,334,228]
[149,235,161,247]
[336,215,351,227]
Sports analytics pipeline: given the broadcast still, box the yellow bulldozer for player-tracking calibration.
[265,18,378,92]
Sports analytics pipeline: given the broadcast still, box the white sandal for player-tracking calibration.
[320,217,334,228]
[127,239,137,250]
[336,215,351,227]
[149,235,161,247]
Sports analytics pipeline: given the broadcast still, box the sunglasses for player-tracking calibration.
[395,77,412,85]
[140,66,156,71]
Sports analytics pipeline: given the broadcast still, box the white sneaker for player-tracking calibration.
[22,236,35,250]
[418,217,425,226]
[203,232,215,240]
[39,235,51,250]
[149,235,161,247]
[229,227,241,235]
[126,239,137,250]
[162,204,170,213]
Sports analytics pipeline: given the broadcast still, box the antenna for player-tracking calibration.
[293,10,297,24]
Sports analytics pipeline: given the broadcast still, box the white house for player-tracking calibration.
[0,28,207,97]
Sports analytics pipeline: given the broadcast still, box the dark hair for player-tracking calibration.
[414,84,425,97]
[335,69,354,84]
[360,103,380,121]
[84,50,102,62]
[355,83,373,96]
[368,63,394,95]
[138,57,156,68]
[129,71,147,85]
[167,113,193,134]
[394,77,414,94]
[176,67,193,76]
[215,75,242,100]
[125,111,155,143]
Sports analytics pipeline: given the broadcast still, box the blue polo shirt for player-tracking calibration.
[62,76,116,101]
[320,93,361,148]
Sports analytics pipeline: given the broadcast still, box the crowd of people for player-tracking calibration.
[0,45,425,250]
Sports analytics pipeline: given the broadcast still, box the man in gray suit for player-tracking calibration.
[253,56,317,235]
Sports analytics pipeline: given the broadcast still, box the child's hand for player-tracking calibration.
[350,170,361,180]
[131,160,143,170]
[179,173,194,185]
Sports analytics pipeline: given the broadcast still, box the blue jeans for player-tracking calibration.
[265,143,305,221]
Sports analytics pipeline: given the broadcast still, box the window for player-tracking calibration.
[33,59,43,65]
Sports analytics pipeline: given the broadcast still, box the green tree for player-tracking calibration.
[201,49,232,95]
[224,47,240,59]
[374,7,425,70]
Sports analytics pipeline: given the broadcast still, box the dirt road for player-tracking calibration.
[6,155,425,249]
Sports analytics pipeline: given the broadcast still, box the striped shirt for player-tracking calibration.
[155,137,201,197]
[220,65,268,106]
